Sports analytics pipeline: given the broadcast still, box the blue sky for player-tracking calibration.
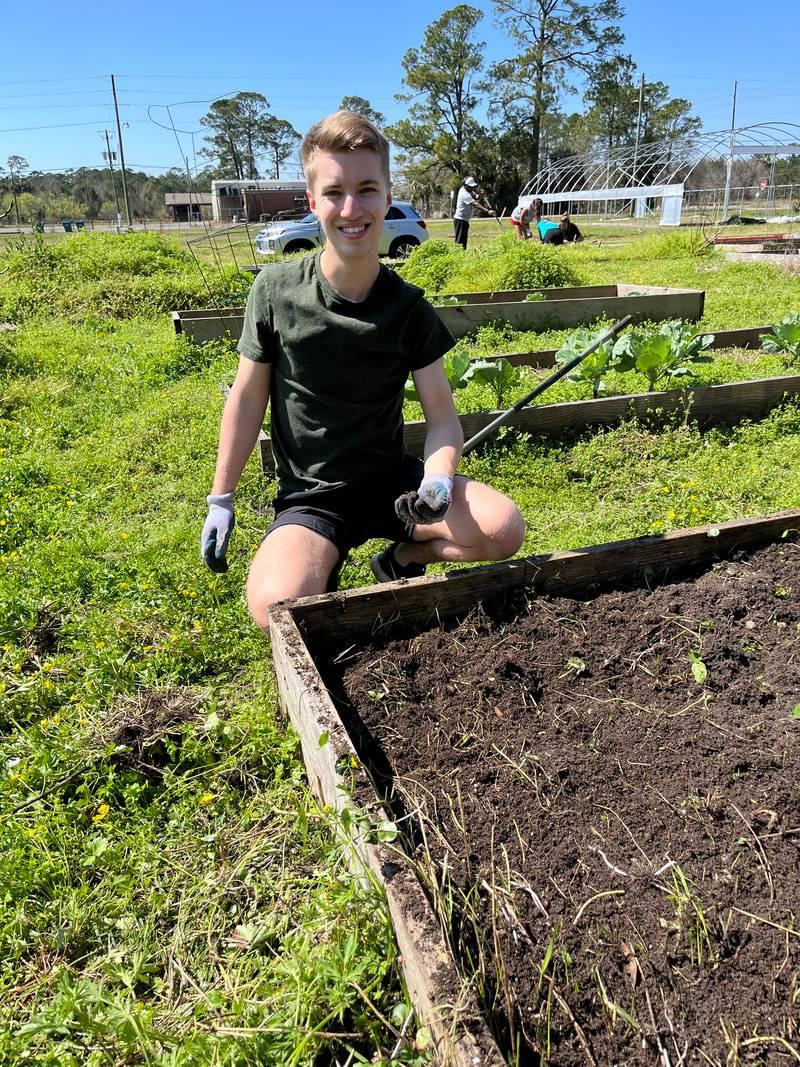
[1,0,798,178]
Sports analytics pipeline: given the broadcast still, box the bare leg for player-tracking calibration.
[394,477,524,568]
[246,524,340,631]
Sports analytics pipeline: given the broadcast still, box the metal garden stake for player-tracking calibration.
[462,314,634,455]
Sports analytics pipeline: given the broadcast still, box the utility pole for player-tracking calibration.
[103,129,123,232]
[631,72,645,217]
[721,80,738,220]
[111,74,132,228]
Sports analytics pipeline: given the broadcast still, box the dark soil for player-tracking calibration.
[333,541,800,1065]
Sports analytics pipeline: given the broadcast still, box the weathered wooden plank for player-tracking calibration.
[173,307,245,344]
[287,510,800,648]
[257,374,800,473]
[436,288,705,339]
[449,284,617,305]
[269,607,506,1066]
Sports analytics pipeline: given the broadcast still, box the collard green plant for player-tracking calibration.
[761,312,800,363]
[612,320,715,392]
[555,328,616,398]
[469,358,522,408]
[404,349,474,403]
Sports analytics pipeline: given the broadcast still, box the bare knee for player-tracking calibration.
[482,501,526,560]
[246,580,282,632]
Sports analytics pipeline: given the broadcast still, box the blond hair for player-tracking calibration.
[301,111,390,185]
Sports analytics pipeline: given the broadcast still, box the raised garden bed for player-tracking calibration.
[171,284,704,346]
[257,372,800,473]
[270,510,800,1065]
[435,285,704,340]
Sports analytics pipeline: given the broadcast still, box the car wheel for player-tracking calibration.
[389,236,420,259]
[283,240,315,254]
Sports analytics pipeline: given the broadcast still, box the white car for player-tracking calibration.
[255,201,428,258]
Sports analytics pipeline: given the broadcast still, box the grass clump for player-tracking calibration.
[0,232,251,324]
[399,233,583,295]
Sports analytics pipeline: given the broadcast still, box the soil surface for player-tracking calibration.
[333,540,800,1065]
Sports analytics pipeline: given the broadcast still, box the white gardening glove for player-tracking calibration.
[395,475,453,526]
[201,492,235,573]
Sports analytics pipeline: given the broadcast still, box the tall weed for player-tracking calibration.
[0,232,250,323]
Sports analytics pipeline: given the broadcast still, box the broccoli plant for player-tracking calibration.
[469,359,522,408]
[612,320,715,392]
[404,349,474,404]
[555,328,617,398]
[761,312,800,363]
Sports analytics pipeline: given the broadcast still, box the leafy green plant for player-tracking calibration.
[613,320,715,392]
[433,295,466,307]
[523,291,545,302]
[469,358,522,408]
[555,328,617,398]
[761,312,800,363]
[404,349,474,403]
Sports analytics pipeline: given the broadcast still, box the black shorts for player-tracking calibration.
[265,454,425,560]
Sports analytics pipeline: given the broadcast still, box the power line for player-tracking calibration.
[0,119,114,133]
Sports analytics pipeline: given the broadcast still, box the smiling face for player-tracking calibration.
[306,148,391,266]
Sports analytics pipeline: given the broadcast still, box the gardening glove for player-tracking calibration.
[395,475,453,526]
[201,492,235,573]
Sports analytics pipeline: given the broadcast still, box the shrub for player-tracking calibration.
[398,234,583,296]
[397,240,461,292]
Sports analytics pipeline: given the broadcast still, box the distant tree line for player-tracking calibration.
[0,157,219,225]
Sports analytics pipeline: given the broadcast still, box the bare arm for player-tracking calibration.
[412,359,464,478]
[211,356,271,495]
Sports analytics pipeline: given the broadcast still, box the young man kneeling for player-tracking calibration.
[201,111,525,630]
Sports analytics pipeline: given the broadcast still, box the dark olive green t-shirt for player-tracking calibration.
[237,254,455,497]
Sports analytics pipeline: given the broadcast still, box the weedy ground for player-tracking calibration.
[0,228,799,1064]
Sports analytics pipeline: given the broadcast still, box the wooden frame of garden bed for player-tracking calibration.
[435,284,704,339]
[257,370,800,472]
[269,509,800,1067]
[171,283,703,346]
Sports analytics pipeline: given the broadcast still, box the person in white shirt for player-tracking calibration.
[510,202,532,240]
[453,176,492,249]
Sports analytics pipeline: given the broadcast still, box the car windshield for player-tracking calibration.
[299,213,317,224]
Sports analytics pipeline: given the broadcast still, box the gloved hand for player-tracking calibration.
[395,475,453,526]
[201,492,235,573]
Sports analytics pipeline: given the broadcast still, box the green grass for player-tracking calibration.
[1,229,800,1063]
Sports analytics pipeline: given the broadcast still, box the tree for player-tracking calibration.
[3,155,29,224]
[339,96,386,127]
[200,93,273,179]
[260,118,301,180]
[582,55,639,150]
[489,0,624,177]
[386,5,486,182]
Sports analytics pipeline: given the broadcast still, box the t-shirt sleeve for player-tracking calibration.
[403,296,456,372]
[237,273,279,364]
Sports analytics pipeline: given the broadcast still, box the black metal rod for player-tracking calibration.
[462,314,634,455]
